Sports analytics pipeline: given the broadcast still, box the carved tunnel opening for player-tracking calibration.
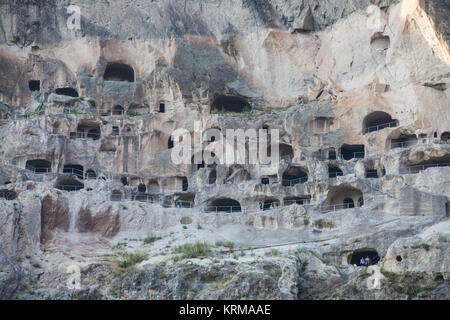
[29,80,40,91]
[104,62,134,82]
[211,95,250,113]
[282,166,308,186]
[324,184,364,211]
[0,189,17,200]
[390,134,417,149]
[363,111,397,134]
[55,87,78,97]
[182,177,188,191]
[85,169,97,179]
[55,176,84,192]
[441,132,450,142]
[208,170,216,184]
[329,166,343,178]
[76,121,101,140]
[348,249,380,266]
[284,196,311,206]
[263,198,280,210]
[63,164,84,180]
[370,33,390,50]
[26,159,51,173]
[207,198,241,213]
[112,105,124,116]
[341,144,365,160]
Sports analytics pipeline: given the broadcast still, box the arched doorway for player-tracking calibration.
[282,166,308,186]
[104,62,134,82]
[25,159,51,173]
[207,198,241,213]
[343,197,355,209]
[211,95,251,113]
[363,111,397,134]
[348,249,380,266]
[55,87,79,97]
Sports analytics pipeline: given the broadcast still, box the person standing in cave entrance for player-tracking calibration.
[259,202,263,211]
[365,256,370,266]
[360,257,365,266]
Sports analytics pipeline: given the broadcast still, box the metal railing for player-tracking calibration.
[342,152,365,160]
[365,171,379,178]
[283,199,311,206]
[26,167,51,174]
[282,176,308,186]
[319,200,364,213]
[390,140,416,149]
[174,201,194,208]
[363,120,398,134]
[69,131,100,140]
[62,167,84,179]
[55,184,84,191]
[328,172,343,178]
[399,162,450,174]
[207,205,242,213]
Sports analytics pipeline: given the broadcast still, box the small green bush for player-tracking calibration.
[175,241,211,259]
[143,234,157,245]
[119,251,147,268]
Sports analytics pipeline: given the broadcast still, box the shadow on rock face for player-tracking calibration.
[40,194,70,244]
[76,206,120,238]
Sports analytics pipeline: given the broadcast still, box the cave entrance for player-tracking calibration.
[365,169,378,178]
[284,196,311,206]
[138,184,146,193]
[159,102,165,113]
[112,105,124,116]
[110,190,123,201]
[104,62,134,82]
[55,177,84,192]
[390,135,417,149]
[343,197,355,209]
[208,170,216,184]
[76,121,101,140]
[363,111,397,134]
[279,144,294,162]
[174,193,195,208]
[282,166,308,186]
[182,177,188,191]
[328,149,337,160]
[63,164,84,180]
[207,198,241,213]
[0,189,17,200]
[29,80,40,91]
[85,169,97,179]
[348,249,380,266]
[26,159,51,173]
[402,155,450,174]
[341,144,365,160]
[55,87,79,97]
[211,95,250,113]
[441,132,450,143]
[263,198,280,210]
[329,166,343,178]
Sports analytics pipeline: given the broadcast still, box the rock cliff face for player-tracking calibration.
[0,0,449,299]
